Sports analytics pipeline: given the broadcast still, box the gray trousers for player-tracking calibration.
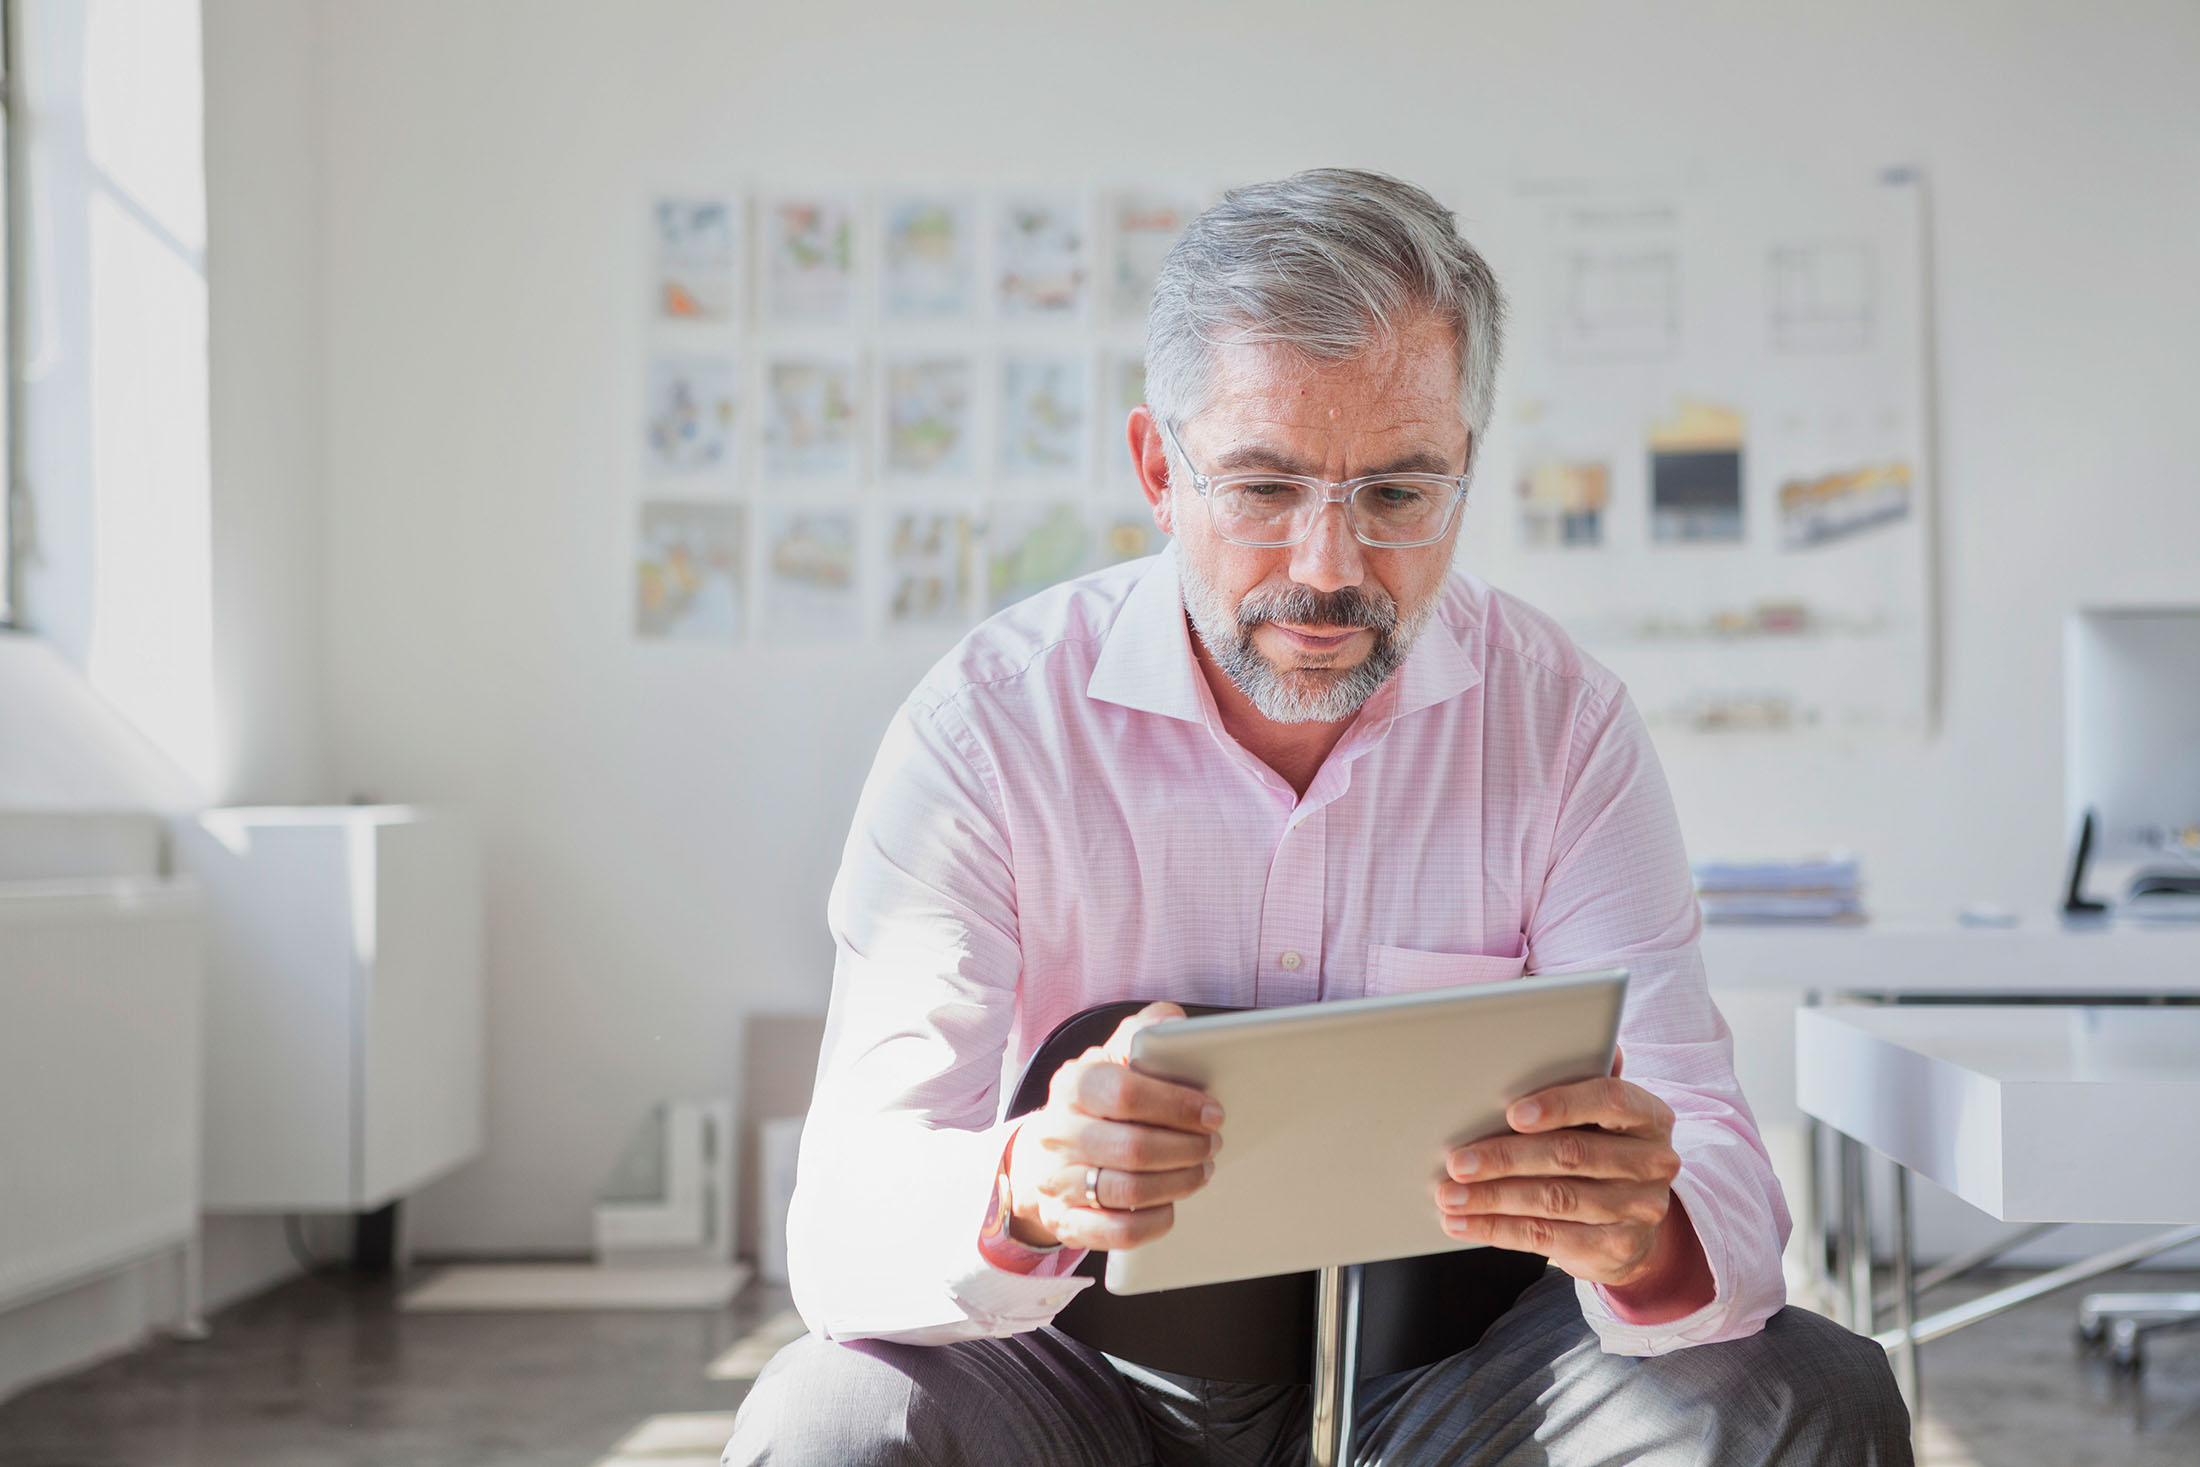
[723,1272,1912,1466]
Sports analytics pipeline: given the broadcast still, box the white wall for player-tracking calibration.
[201,0,2200,1253]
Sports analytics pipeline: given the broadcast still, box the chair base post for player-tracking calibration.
[1311,1263,1364,1467]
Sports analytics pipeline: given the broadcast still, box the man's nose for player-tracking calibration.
[1286,500,1365,595]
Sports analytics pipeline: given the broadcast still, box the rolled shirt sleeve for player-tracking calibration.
[787,695,1094,1344]
[1528,685,1791,1356]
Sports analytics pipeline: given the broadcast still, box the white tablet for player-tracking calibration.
[1105,968,1628,1295]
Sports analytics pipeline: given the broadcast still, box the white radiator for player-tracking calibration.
[0,879,204,1311]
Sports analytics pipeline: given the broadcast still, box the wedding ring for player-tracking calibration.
[1085,1164,1104,1210]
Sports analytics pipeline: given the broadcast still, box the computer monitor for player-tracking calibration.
[2065,607,2200,867]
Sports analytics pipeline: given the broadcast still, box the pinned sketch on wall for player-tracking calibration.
[1516,459,1608,547]
[883,509,974,633]
[760,508,860,643]
[1097,503,1162,565]
[1648,399,1746,543]
[762,195,857,325]
[881,355,975,479]
[880,194,978,321]
[1109,192,1198,322]
[636,501,744,641]
[1481,171,1932,734]
[654,197,738,322]
[646,354,737,476]
[764,355,862,481]
[999,354,1089,479]
[1106,356,1146,481]
[987,502,1090,610]
[997,194,1088,319]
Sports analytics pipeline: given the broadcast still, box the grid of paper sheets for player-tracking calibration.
[633,188,1211,646]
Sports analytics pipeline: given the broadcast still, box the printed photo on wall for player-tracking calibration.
[1648,398,1746,544]
[1108,191,1198,323]
[653,196,739,322]
[760,508,861,643]
[880,194,978,321]
[1517,458,1610,547]
[998,353,1089,480]
[997,193,1089,319]
[881,355,976,479]
[883,508,976,633]
[762,194,858,326]
[645,353,737,477]
[636,500,745,642]
[764,354,863,481]
[986,500,1091,611]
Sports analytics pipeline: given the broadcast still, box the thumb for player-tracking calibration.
[1611,1045,1625,1078]
[1105,1001,1185,1063]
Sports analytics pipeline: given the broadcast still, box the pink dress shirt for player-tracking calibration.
[788,545,1789,1356]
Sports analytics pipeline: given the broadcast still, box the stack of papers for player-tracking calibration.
[1694,856,1864,924]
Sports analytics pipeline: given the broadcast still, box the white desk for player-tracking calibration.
[1795,1005,2200,1419]
[1703,917,2200,996]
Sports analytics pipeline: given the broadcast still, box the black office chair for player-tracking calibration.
[1006,1001,1548,1465]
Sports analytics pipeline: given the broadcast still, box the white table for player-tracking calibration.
[1796,1004,2200,1416]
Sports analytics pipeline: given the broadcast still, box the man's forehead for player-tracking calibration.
[1187,330,1469,470]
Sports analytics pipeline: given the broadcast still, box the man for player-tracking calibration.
[727,169,1909,1465]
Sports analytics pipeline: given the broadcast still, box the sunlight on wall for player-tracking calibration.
[76,0,216,791]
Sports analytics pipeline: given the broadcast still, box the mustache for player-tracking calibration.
[1235,583,1399,635]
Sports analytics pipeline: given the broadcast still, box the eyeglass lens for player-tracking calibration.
[1209,479,1458,545]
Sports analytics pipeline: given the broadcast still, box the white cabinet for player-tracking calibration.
[174,807,483,1213]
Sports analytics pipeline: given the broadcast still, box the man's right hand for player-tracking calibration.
[1006,1001,1224,1251]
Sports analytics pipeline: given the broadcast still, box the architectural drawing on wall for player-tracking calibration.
[1517,459,1609,547]
[883,509,974,631]
[636,501,744,642]
[764,355,862,481]
[987,502,1089,610]
[1769,242,1873,353]
[1109,192,1198,322]
[654,197,737,322]
[1555,250,1678,363]
[881,356,974,478]
[1648,399,1745,544]
[880,194,977,320]
[1489,171,1932,733]
[646,354,736,476]
[1778,462,1911,548]
[999,354,1089,479]
[761,195,857,326]
[760,508,859,643]
[1106,356,1146,480]
[997,193,1088,319]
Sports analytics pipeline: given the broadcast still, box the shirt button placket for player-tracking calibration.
[1256,807,1326,1006]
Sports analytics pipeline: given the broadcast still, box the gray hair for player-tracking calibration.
[1144,168,1507,471]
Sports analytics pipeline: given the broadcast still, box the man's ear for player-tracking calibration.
[1127,405,1176,537]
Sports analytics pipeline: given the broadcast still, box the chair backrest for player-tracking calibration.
[1006,1001,1548,1385]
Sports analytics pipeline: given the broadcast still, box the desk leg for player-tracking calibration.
[1891,1166,1921,1435]
[1839,1134,1874,1334]
[1310,1263,1362,1467]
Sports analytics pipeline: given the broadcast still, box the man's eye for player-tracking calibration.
[1369,482,1434,509]
[1240,481,1299,501]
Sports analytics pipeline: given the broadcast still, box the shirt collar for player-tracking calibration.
[1087,542,1486,727]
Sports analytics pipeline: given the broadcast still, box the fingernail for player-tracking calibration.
[1437,1184,1465,1208]
[1201,1161,1214,1181]
[1513,1100,1541,1126]
[1208,1131,1224,1156]
[1452,1150,1480,1177]
[1201,1101,1225,1128]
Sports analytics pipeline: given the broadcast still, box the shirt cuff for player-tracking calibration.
[1578,1172,1768,1357]
[952,1122,1093,1331]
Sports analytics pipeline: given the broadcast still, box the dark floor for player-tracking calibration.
[1,1268,2195,1465]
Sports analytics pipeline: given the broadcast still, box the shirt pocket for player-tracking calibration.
[1364,943,1529,996]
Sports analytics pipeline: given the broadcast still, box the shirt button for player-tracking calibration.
[1041,1294,1067,1307]
[1279,951,1303,971]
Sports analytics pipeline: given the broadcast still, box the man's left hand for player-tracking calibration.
[1434,1063,1683,1290]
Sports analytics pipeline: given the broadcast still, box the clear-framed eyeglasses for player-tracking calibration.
[1160,419,1471,549]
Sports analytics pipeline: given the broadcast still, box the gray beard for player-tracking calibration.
[1178,554,1435,724]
